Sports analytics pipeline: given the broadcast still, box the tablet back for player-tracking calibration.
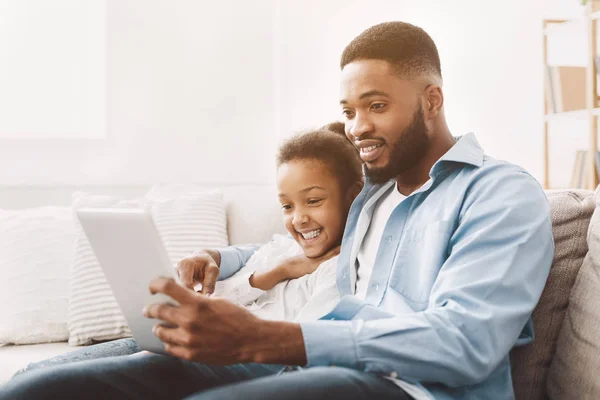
[75,208,178,354]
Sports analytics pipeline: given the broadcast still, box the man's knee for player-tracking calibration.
[185,366,406,400]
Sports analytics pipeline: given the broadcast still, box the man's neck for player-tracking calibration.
[395,129,456,196]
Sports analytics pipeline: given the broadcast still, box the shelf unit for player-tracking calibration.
[543,3,599,191]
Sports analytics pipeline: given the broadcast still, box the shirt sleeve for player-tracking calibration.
[216,270,266,305]
[300,170,554,387]
[294,257,341,322]
[217,244,261,280]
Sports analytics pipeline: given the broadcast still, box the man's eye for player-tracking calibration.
[371,103,386,111]
[307,199,323,205]
[342,109,355,118]
[281,204,292,211]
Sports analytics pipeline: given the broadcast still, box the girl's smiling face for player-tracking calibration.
[277,159,352,258]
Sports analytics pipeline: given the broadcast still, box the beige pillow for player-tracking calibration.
[67,191,228,346]
[546,190,600,399]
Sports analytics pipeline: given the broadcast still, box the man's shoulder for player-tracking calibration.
[462,155,542,193]
[457,155,549,213]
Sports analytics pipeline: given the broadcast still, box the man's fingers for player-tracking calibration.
[164,343,197,361]
[153,324,194,347]
[143,303,180,325]
[148,277,197,304]
[201,264,219,295]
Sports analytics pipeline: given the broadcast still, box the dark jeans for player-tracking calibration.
[2,346,412,400]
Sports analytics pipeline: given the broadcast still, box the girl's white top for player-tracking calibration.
[214,234,339,322]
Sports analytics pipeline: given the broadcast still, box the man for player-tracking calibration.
[1,21,553,400]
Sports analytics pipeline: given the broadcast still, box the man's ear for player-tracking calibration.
[424,85,444,120]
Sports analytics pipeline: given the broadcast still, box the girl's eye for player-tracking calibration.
[307,199,323,205]
[371,103,386,111]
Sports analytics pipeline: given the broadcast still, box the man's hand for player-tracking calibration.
[143,277,307,366]
[281,245,341,280]
[175,249,221,295]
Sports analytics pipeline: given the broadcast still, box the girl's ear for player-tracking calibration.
[347,181,364,203]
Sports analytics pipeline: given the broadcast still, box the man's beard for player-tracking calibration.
[365,104,429,185]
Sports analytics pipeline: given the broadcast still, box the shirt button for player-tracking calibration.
[374,283,379,291]
[342,273,347,279]
[387,236,392,244]
[390,371,398,379]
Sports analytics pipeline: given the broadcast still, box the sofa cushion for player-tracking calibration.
[146,184,287,245]
[511,189,594,400]
[0,207,77,345]
[221,185,287,245]
[0,342,73,384]
[546,188,600,399]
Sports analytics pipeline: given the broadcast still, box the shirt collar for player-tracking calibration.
[435,132,484,168]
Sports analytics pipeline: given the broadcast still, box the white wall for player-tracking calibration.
[277,0,590,188]
[0,0,590,188]
[0,0,278,185]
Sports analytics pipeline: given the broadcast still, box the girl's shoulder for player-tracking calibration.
[246,234,302,271]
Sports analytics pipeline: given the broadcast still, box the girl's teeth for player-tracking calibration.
[301,229,321,239]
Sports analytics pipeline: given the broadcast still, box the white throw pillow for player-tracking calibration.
[146,184,287,245]
[67,191,228,346]
[0,207,77,344]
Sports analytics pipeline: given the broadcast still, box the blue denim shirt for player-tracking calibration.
[218,133,554,399]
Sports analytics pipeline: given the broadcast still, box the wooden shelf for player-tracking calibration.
[544,107,600,121]
[543,19,580,36]
[543,10,600,35]
[543,8,599,191]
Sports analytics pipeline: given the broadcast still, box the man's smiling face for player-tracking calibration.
[340,59,430,184]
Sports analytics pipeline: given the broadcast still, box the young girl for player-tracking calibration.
[15,123,362,373]
[210,125,363,321]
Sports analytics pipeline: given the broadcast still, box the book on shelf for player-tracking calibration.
[570,150,585,189]
[545,66,586,114]
[570,150,600,189]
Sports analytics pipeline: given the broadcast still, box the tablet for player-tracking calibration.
[75,208,179,355]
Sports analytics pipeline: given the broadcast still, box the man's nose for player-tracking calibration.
[348,112,374,140]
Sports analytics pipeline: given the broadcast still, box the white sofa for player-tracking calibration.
[0,184,287,384]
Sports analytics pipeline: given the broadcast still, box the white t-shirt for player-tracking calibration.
[355,184,406,300]
[214,234,340,322]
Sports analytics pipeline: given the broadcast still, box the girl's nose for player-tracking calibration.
[293,212,309,227]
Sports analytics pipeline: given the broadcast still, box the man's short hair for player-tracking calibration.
[277,126,363,192]
[340,21,442,81]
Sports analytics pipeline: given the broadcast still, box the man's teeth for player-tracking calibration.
[361,144,381,153]
[301,229,321,239]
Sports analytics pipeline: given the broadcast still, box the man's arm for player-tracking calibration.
[217,244,261,280]
[299,170,554,387]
